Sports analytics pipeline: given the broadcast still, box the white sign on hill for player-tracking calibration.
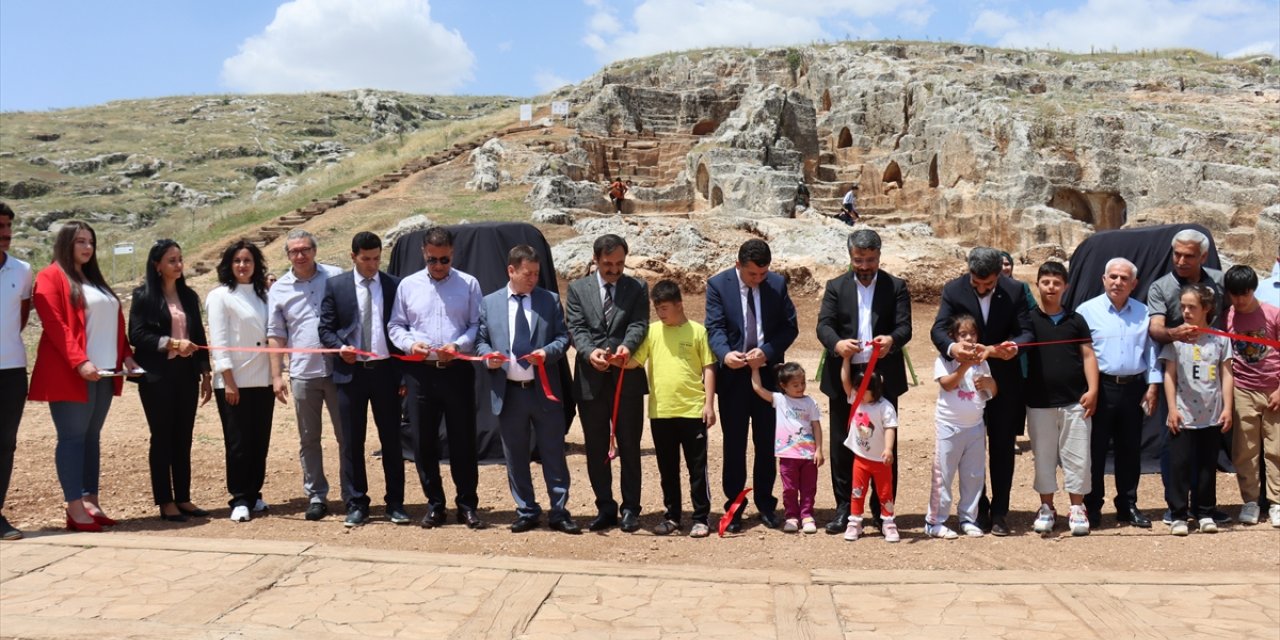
[519,104,533,122]
[551,101,569,116]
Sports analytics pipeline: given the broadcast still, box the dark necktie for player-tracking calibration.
[512,294,533,370]
[744,287,758,351]
[603,282,616,326]
[360,277,374,353]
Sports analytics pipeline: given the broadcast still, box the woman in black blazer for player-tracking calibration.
[128,239,213,522]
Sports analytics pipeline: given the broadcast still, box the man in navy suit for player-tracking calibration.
[706,239,799,531]
[319,232,408,528]
[477,245,580,534]
[931,246,1034,536]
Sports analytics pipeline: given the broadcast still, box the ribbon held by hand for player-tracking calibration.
[607,353,627,461]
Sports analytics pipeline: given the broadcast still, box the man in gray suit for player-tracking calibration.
[477,245,579,534]
[565,234,650,532]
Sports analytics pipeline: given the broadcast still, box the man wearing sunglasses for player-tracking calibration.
[388,226,487,530]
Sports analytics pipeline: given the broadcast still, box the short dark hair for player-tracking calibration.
[775,362,806,386]
[351,231,381,253]
[1224,264,1258,295]
[422,226,453,248]
[737,239,771,267]
[0,202,13,220]
[848,229,881,253]
[650,279,682,304]
[851,368,885,403]
[508,244,538,268]
[593,234,628,258]
[1037,261,1068,281]
[967,247,1003,278]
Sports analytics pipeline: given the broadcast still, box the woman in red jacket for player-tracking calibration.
[29,221,137,531]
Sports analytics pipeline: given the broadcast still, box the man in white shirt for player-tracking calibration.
[1258,246,1280,309]
[0,203,33,540]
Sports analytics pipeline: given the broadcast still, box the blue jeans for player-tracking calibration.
[49,380,114,502]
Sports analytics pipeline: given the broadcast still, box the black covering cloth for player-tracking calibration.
[388,221,576,464]
[1064,223,1224,474]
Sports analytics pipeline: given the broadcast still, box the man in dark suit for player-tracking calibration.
[565,234,649,532]
[816,229,912,534]
[931,246,1034,536]
[477,245,579,534]
[319,231,408,528]
[706,239,799,531]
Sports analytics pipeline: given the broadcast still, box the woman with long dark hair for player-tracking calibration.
[128,239,213,522]
[29,220,137,531]
[206,240,274,522]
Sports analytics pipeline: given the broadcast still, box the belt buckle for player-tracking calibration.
[361,360,377,369]
[433,360,448,369]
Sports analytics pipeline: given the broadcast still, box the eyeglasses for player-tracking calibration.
[425,256,451,265]
[287,247,315,257]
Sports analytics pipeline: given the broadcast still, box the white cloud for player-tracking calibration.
[583,0,934,61]
[221,0,475,94]
[534,71,572,93]
[973,0,1280,56]
[1227,41,1276,58]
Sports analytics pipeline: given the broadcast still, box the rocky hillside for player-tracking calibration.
[0,90,515,261]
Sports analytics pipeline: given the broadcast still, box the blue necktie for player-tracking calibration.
[512,294,533,370]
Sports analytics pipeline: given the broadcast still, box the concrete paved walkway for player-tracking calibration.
[1,533,1277,639]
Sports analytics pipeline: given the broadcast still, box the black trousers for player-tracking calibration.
[138,359,199,505]
[337,361,405,512]
[411,362,478,513]
[979,388,1026,520]
[828,392,900,520]
[0,367,27,512]
[651,417,711,525]
[1166,427,1220,521]
[720,385,778,516]
[1085,378,1146,516]
[580,372,645,515]
[216,387,274,509]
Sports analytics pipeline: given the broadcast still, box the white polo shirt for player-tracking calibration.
[0,252,33,370]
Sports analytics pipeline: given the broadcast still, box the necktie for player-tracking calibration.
[512,294,533,370]
[360,277,374,354]
[744,287,758,351]
[603,282,616,326]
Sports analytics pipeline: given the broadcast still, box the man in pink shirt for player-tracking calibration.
[1223,265,1280,527]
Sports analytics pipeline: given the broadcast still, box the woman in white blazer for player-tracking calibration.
[206,240,274,523]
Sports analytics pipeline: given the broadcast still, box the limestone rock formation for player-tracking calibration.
[465,138,507,192]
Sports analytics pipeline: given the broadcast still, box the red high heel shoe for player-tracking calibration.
[66,513,103,532]
[90,513,118,526]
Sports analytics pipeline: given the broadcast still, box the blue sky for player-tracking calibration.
[2,0,1277,112]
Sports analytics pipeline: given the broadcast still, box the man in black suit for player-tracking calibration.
[816,229,912,534]
[565,234,650,532]
[706,239,799,531]
[931,246,1034,536]
[319,231,408,527]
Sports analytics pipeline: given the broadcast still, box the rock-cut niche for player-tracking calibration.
[821,89,832,113]
[928,154,939,188]
[882,160,903,189]
[837,127,853,149]
[696,163,710,199]
[710,185,724,207]
[1048,187,1127,230]
[691,119,719,136]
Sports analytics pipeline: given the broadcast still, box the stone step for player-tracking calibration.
[808,181,855,199]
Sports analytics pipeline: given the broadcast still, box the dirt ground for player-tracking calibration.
[6,296,1279,574]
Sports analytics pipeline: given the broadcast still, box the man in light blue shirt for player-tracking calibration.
[267,229,347,521]
[1077,257,1162,529]
[388,226,487,530]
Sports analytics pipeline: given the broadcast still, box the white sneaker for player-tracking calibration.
[782,518,799,533]
[1198,517,1219,533]
[1270,504,1280,528]
[253,499,269,513]
[843,519,863,541]
[925,523,958,540]
[1033,504,1056,534]
[230,505,251,522]
[1239,502,1260,525]
[801,517,817,534]
[882,519,900,543]
[959,522,984,538]
[1170,519,1189,536]
[1068,505,1090,537]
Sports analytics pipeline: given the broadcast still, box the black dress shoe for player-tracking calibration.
[825,511,850,535]
[1119,507,1152,529]
[159,510,189,523]
[725,520,743,534]
[549,519,582,535]
[588,513,618,532]
[990,515,1010,537]
[458,510,489,530]
[177,505,210,518]
[759,511,781,529]
[344,508,367,528]
[620,510,640,533]
[977,511,993,533]
[420,510,447,529]
[305,502,329,521]
[510,516,540,533]
[387,506,411,525]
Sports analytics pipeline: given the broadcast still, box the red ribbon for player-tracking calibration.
[1203,327,1280,350]
[845,343,882,514]
[718,487,753,537]
[608,363,625,460]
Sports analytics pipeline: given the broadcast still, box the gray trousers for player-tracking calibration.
[498,383,571,522]
[291,377,347,504]
[926,422,986,527]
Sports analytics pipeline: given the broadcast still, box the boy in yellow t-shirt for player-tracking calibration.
[628,279,717,538]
